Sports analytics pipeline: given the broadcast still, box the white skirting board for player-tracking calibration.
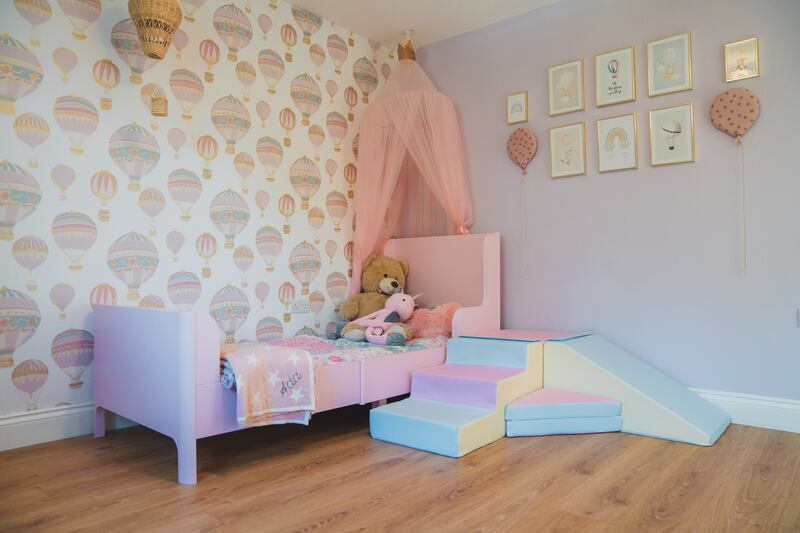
[0,390,798,452]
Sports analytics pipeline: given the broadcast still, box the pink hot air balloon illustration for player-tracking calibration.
[257,14,272,39]
[233,245,254,287]
[111,18,157,84]
[326,191,348,232]
[109,123,160,191]
[325,79,337,103]
[169,68,204,120]
[325,239,337,264]
[51,328,93,389]
[167,128,186,158]
[178,0,205,23]
[307,206,324,243]
[0,34,44,115]
[209,189,249,249]
[279,107,296,147]
[254,281,270,309]
[56,0,101,40]
[172,28,188,59]
[308,124,325,161]
[353,57,378,103]
[13,0,53,47]
[290,73,321,126]
[209,285,250,343]
[255,190,269,217]
[196,134,218,179]
[235,60,256,102]
[167,271,201,311]
[213,3,252,62]
[53,94,98,155]
[280,24,297,62]
[51,211,96,271]
[309,44,325,80]
[234,152,254,193]
[138,188,165,235]
[309,290,325,328]
[1,160,42,240]
[256,100,271,127]
[211,94,250,154]
[12,358,48,410]
[289,156,321,209]
[167,168,201,220]
[13,112,49,168]
[343,85,357,121]
[196,232,217,278]
[325,272,348,312]
[12,235,48,290]
[107,231,159,300]
[278,193,294,234]
[52,46,77,82]
[89,283,116,308]
[289,241,321,296]
[257,48,284,95]
[255,225,281,272]
[166,230,184,261]
[325,158,337,183]
[256,316,282,340]
[256,136,282,182]
[278,281,295,322]
[327,34,347,75]
[92,59,120,110]
[326,111,348,152]
[139,294,165,309]
[0,287,41,368]
[344,162,356,198]
[199,38,220,83]
[352,133,359,159]
[49,283,74,319]
[381,62,392,81]
[291,6,321,45]
[90,170,117,222]
[344,240,353,277]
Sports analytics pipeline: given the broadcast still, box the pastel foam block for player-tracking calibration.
[544,335,730,446]
[507,416,622,437]
[506,388,621,421]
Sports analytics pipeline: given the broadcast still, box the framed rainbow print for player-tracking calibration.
[597,112,638,172]
[649,103,695,166]
[549,121,587,178]
[595,46,635,107]
[548,59,584,116]
[725,37,759,82]
[506,91,528,125]
[647,32,693,97]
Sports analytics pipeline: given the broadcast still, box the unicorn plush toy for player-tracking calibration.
[348,292,419,346]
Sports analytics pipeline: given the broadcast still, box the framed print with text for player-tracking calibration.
[595,46,635,107]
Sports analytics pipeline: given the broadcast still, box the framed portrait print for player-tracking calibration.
[597,112,638,172]
[595,46,636,107]
[506,91,528,125]
[725,37,759,82]
[647,32,693,96]
[548,59,584,116]
[549,121,587,178]
[649,103,695,166]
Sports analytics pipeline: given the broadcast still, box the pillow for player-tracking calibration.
[407,303,460,339]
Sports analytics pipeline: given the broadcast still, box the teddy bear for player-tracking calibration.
[353,292,417,346]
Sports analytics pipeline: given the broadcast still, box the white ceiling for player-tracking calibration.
[291,0,560,47]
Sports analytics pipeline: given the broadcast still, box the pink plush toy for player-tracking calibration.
[350,292,417,345]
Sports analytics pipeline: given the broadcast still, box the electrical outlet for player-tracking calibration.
[290,299,311,314]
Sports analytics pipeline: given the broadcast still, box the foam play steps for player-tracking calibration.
[505,388,622,437]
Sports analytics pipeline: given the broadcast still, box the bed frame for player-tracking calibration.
[93,233,500,484]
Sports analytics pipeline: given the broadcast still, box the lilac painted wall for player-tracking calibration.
[418,0,799,399]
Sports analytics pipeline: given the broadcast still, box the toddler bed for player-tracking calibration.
[93,233,500,484]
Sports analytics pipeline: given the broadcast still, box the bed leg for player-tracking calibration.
[175,438,197,485]
[371,399,387,409]
[94,406,106,438]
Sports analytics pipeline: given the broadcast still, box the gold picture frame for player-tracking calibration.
[506,91,528,125]
[595,45,636,107]
[548,59,585,116]
[725,37,759,82]
[597,112,638,173]
[647,32,693,97]
[549,121,587,178]
[649,102,695,166]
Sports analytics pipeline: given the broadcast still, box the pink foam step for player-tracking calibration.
[506,388,621,420]
[411,364,524,409]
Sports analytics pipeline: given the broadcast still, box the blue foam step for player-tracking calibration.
[506,416,622,437]
[446,336,532,368]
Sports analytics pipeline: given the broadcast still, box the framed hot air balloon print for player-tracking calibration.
[647,32,692,97]
[648,102,695,166]
[548,121,587,178]
[506,91,527,125]
[595,46,635,107]
[725,37,759,82]
[548,59,584,116]
[596,112,638,173]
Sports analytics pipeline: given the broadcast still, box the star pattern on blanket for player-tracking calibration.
[287,351,299,366]
[246,353,259,367]
[235,374,245,390]
[252,392,264,409]
[268,371,280,387]
[290,388,304,403]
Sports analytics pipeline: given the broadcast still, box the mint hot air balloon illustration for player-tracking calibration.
[291,6,321,45]
[326,111,348,152]
[290,73,321,126]
[0,161,41,241]
[107,231,159,300]
[325,159,337,183]
[278,193,294,234]
[254,281,269,309]
[213,3,252,62]
[327,34,347,75]
[196,232,217,278]
[343,85,357,121]
[255,190,269,217]
[167,169,202,221]
[169,68,204,120]
[211,94,250,154]
[344,162,356,198]
[308,207,324,243]
[167,128,186,158]
[111,19,156,84]
[178,0,205,23]
[209,285,249,343]
[196,134,218,179]
[326,191,348,232]
[255,225,281,272]
[289,240,321,296]
[234,152,254,193]
[89,283,116,308]
[90,170,117,221]
[13,112,49,168]
[51,211,97,271]
[51,327,93,389]
[289,156,321,209]
[166,230,184,261]
[92,59,120,110]
[108,122,160,191]
[0,286,41,368]
[12,235,48,290]
[309,290,325,328]
[353,57,378,104]
[12,358,48,410]
[138,188,165,235]
[257,48,284,95]
[256,316,282,341]
[326,272,348,312]
[256,136,282,183]
[0,34,44,115]
[256,101,270,127]
[52,47,77,83]
[326,79,337,103]
[13,0,52,47]
[199,38,220,83]
[139,294,165,309]
[235,60,256,102]
[280,24,297,62]
[309,44,325,80]
[233,245,254,287]
[258,14,272,39]
[278,281,295,322]
[50,283,74,319]
[308,124,324,161]
[55,0,101,41]
[279,107,296,147]
[325,239,337,264]
[53,95,98,155]
[209,189,249,249]
[167,271,201,311]
[50,164,74,199]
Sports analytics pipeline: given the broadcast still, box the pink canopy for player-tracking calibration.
[351,59,474,293]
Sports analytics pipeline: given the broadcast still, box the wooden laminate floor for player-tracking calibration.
[1,406,799,532]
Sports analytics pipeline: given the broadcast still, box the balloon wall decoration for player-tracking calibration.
[92,59,121,110]
[89,283,117,309]
[324,239,337,264]
[256,100,271,127]
[256,135,283,182]
[0,286,41,368]
[209,284,250,342]
[279,107,296,147]
[90,170,117,222]
[50,328,93,389]
[290,73,321,126]
[138,188,166,235]
[234,151,255,193]
[12,235,48,291]
[52,47,77,83]
[55,0,101,41]
[209,188,250,249]
[327,34,347,75]
[0,33,44,115]
[111,18,156,84]
[278,281,295,322]
[325,79,337,103]
[280,23,297,62]
[325,159,337,183]
[195,232,217,278]
[12,358,48,410]
[309,44,326,80]
[326,191,348,232]
[280,193,293,232]
[12,112,50,168]
[507,128,538,176]
[325,271,348,312]
[308,124,325,160]
[258,14,272,40]
[352,57,378,103]
[172,28,188,59]
[1,161,42,241]
[50,283,74,319]
[236,60,256,102]
[255,190,270,217]
[309,290,325,328]
[199,38,220,82]
[196,134,219,179]
[233,245,254,287]
[178,0,205,23]
[107,230,159,300]
[255,225,282,272]
[139,294,166,309]
[254,281,269,309]
[169,68,204,120]
[167,271,201,311]
[258,48,284,95]
[50,211,96,271]
[343,86,357,121]
[343,162,356,198]
[326,111,347,152]
[165,230,184,260]
[211,94,251,154]
[53,94,99,155]
[50,164,74,200]
[307,206,324,243]
[13,0,52,47]
[213,3,252,62]
[289,156,321,209]
[167,168,202,221]
[256,317,282,341]
[108,122,160,191]
[167,127,186,157]
[291,6,321,45]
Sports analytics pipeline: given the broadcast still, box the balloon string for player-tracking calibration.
[739,142,747,275]
[521,174,527,278]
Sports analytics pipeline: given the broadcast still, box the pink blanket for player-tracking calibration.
[223,344,315,427]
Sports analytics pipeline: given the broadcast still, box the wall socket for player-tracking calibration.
[290,299,311,314]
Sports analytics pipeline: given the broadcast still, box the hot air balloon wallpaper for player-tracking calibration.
[233,245,254,287]
[166,230,184,261]
[0,34,44,115]
[166,271,201,311]
[209,284,249,343]
[107,231,159,300]
[108,122,160,191]
[280,23,297,62]
[325,79,337,103]
[257,48,284,95]
[13,235,48,290]
[289,156,321,209]
[178,0,205,23]
[50,211,96,271]
[255,225,281,271]
[309,44,325,80]
[352,133,359,159]
[52,46,77,83]
[326,111,347,152]
[325,272,348,312]
[195,232,217,278]
[92,59,120,110]
[13,0,53,47]
[255,190,269,217]
[53,94,98,155]
[232,152,254,193]
[344,162,356,198]
[50,283,74,319]
[325,159,337,183]
[13,112,49,168]
[256,100,271,127]
[55,0,101,40]
[199,38,220,83]
[258,13,272,39]
[352,57,378,103]
[0,160,42,241]
[89,283,116,309]
[213,3,252,62]
[254,281,269,309]
[327,34,347,75]
[289,240,321,295]
[169,68,204,120]
[290,73,321,126]
[172,28,188,59]
[256,135,282,182]
[0,286,41,368]
[90,170,117,221]
[290,6,321,45]
[308,124,325,160]
[278,193,294,234]
[343,85,357,121]
[211,94,251,154]
[235,60,256,102]
[12,358,48,410]
[256,316,282,341]
[279,107,296,147]
[166,169,202,221]
[196,134,218,179]
[50,327,93,389]
[325,239,337,264]
[139,294,166,309]
[381,62,392,81]
[326,191,348,232]
[111,18,156,84]
[344,240,353,277]
[140,83,168,127]
[138,188,166,235]
[309,290,325,328]
[167,127,186,158]
[307,206,324,243]
[278,281,295,322]
[209,189,249,249]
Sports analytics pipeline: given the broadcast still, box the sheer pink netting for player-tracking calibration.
[350,59,474,294]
